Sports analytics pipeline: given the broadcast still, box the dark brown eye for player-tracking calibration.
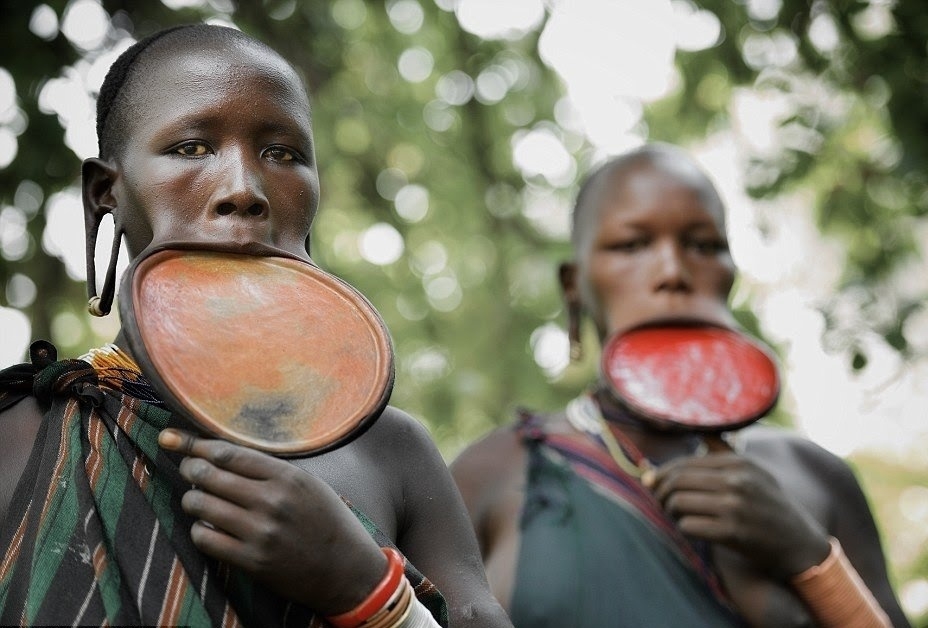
[687,239,729,254]
[606,239,648,253]
[263,146,300,163]
[174,142,209,157]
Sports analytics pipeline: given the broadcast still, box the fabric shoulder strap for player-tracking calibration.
[512,400,737,617]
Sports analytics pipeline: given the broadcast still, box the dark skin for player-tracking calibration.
[0,38,511,627]
[451,155,910,627]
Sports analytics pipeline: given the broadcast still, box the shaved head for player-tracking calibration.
[570,143,727,252]
[97,24,304,160]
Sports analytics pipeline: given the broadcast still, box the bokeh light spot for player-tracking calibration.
[394,184,430,223]
[512,128,575,186]
[387,0,425,34]
[0,307,30,365]
[455,0,544,40]
[531,323,569,377]
[61,0,109,51]
[435,71,474,106]
[29,5,60,40]
[332,0,368,29]
[359,222,405,266]
[398,47,434,83]
[6,274,37,308]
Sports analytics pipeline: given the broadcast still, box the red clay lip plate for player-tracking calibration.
[601,321,780,432]
[120,248,394,456]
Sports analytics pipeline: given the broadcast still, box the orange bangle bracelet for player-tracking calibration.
[326,547,407,628]
[791,537,891,628]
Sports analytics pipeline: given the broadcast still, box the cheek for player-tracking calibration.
[278,171,319,218]
[304,171,321,211]
[302,179,320,221]
[580,260,647,329]
[703,256,736,297]
[117,171,206,250]
[586,256,645,299]
[122,161,202,211]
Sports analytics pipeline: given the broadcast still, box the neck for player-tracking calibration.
[112,329,135,360]
[592,388,702,465]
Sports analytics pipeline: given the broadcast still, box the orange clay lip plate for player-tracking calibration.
[120,248,394,456]
[601,322,779,432]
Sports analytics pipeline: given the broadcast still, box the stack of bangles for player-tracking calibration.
[326,547,438,628]
[790,537,892,628]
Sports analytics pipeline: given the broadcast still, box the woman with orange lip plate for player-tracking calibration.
[451,143,909,627]
[0,24,511,628]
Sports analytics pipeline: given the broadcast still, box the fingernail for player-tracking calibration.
[640,468,656,488]
[159,429,181,449]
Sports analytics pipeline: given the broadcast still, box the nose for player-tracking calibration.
[653,239,692,292]
[211,148,269,218]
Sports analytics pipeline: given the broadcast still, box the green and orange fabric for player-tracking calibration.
[0,341,447,627]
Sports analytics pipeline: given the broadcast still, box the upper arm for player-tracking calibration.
[375,409,513,628]
[449,427,525,552]
[796,441,911,627]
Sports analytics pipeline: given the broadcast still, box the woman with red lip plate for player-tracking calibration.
[451,143,909,627]
[0,24,511,628]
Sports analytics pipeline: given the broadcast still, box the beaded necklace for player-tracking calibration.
[82,343,140,373]
[80,344,164,406]
[565,392,708,483]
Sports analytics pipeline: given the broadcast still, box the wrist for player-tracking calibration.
[320,543,389,615]
[783,531,832,578]
[326,547,408,628]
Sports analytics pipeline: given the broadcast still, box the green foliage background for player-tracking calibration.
[0,0,925,623]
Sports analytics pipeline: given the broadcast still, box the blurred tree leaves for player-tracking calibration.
[1,0,926,440]
[668,0,928,369]
[0,0,573,450]
[1,1,926,622]
[0,0,925,442]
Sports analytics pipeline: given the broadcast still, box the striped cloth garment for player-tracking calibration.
[0,341,448,627]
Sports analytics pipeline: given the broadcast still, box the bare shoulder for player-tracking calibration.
[293,406,442,532]
[450,410,574,537]
[450,411,567,614]
[451,409,570,500]
[451,423,525,484]
[357,405,440,454]
[449,414,541,521]
[739,422,858,485]
[348,405,451,491]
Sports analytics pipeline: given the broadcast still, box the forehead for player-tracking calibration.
[581,159,726,233]
[123,41,311,133]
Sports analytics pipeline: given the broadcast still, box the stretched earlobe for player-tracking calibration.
[82,158,123,317]
[559,262,582,362]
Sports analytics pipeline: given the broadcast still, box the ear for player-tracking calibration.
[82,158,122,314]
[559,261,584,361]
[82,157,119,225]
[558,261,579,303]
